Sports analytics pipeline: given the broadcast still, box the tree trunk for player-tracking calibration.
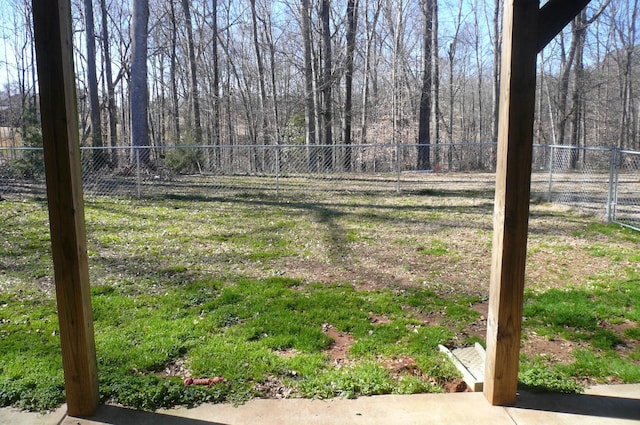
[447,42,455,170]
[417,0,433,170]
[263,9,282,149]
[473,0,483,144]
[181,0,203,154]
[84,0,104,169]
[490,0,500,169]
[300,0,317,171]
[570,10,586,168]
[212,0,221,166]
[616,0,638,149]
[359,0,381,171]
[130,0,150,164]
[557,29,577,147]
[99,0,118,167]
[447,0,463,171]
[169,0,180,144]
[250,0,269,172]
[432,0,440,167]
[343,0,358,171]
[321,0,333,170]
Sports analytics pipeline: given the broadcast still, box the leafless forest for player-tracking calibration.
[0,0,638,173]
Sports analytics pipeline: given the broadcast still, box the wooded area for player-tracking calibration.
[1,0,638,172]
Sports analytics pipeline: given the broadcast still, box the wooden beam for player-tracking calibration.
[537,0,591,52]
[484,0,539,406]
[32,0,99,417]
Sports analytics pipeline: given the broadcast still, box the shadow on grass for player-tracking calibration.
[160,192,495,221]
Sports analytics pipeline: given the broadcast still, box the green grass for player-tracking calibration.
[1,192,639,410]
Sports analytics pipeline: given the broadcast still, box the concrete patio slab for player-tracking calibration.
[0,404,66,425]
[4,384,638,425]
[506,384,640,425]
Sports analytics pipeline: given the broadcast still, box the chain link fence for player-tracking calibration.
[544,146,614,220]
[611,150,640,231]
[1,142,638,231]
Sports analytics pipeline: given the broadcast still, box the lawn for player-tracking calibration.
[0,183,639,411]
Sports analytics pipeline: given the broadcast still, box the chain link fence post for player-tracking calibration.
[275,144,280,197]
[395,142,401,193]
[547,145,555,203]
[606,147,617,223]
[135,147,141,199]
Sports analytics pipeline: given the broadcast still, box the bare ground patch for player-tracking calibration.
[323,323,355,366]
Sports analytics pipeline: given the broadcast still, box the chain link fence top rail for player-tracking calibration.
[1,143,638,230]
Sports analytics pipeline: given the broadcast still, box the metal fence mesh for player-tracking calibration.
[1,143,638,231]
[546,146,613,220]
[613,151,640,230]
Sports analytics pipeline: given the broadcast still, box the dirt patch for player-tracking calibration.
[457,301,489,343]
[322,323,355,365]
[417,309,445,327]
[607,320,640,355]
[381,355,421,377]
[520,331,582,364]
[36,276,55,296]
[369,313,392,325]
[275,349,301,358]
[254,375,295,399]
[159,357,190,378]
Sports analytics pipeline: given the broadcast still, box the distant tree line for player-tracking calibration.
[0,0,638,173]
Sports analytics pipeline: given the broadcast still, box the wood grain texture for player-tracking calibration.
[32,0,99,416]
[484,0,539,406]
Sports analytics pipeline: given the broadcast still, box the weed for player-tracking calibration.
[519,359,583,393]
[298,362,396,399]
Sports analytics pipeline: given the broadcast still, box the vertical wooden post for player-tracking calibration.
[32,0,99,416]
[484,0,539,406]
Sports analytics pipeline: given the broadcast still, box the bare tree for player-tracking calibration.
[343,0,359,171]
[321,0,333,169]
[169,0,180,143]
[83,0,104,169]
[556,1,609,149]
[431,0,440,165]
[181,0,203,150]
[249,0,270,171]
[211,0,221,163]
[490,0,500,145]
[99,0,119,167]
[131,0,150,163]
[359,0,382,171]
[300,0,317,171]
[417,0,433,170]
[445,0,465,170]
[612,0,639,149]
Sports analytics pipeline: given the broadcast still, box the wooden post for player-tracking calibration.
[32,0,99,416]
[484,0,539,406]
